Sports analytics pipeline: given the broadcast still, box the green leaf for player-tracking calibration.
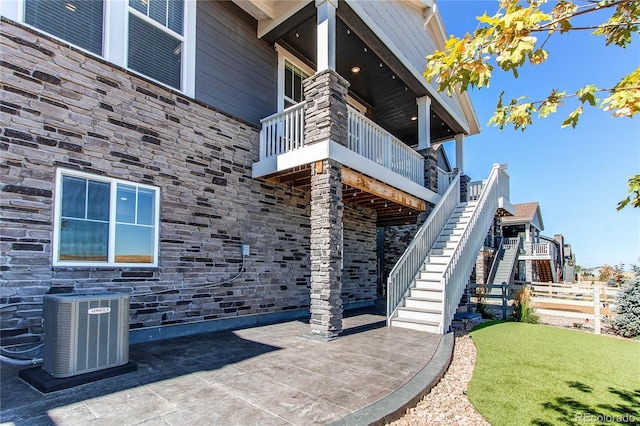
[561,106,583,128]
[577,84,599,106]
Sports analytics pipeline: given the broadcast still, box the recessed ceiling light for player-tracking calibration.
[351,66,361,73]
[411,116,418,121]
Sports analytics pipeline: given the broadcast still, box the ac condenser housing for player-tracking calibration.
[43,293,130,378]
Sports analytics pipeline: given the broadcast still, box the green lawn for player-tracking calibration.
[467,321,640,426]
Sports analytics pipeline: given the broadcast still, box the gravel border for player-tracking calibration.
[387,329,488,426]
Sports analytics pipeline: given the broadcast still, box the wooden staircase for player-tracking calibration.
[536,260,554,283]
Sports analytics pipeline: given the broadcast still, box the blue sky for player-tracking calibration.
[436,1,640,270]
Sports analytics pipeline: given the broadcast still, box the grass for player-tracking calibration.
[467,321,640,426]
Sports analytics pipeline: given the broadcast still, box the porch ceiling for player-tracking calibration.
[263,165,422,227]
[262,4,457,148]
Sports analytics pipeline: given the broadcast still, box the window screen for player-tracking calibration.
[24,0,104,55]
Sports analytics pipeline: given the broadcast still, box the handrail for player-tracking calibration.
[489,236,522,286]
[386,171,461,324]
[347,106,424,186]
[486,237,505,286]
[439,164,502,333]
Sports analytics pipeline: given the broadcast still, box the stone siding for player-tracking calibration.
[343,205,377,305]
[381,147,438,282]
[2,20,315,335]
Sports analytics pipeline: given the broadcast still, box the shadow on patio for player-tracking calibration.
[1,306,447,425]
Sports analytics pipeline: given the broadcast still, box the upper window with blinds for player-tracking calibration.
[19,0,189,93]
[128,0,184,90]
[24,0,104,55]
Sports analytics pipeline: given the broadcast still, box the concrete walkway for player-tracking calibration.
[1,307,452,425]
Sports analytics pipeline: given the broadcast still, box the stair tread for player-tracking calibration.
[414,280,443,286]
[398,306,441,314]
[406,296,441,302]
[391,317,440,326]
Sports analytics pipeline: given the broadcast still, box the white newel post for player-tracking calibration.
[417,96,431,150]
[316,0,337,72]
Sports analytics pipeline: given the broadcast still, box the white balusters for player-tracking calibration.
[259,103,306,159]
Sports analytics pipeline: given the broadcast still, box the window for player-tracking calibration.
[53,169,160,267]
[5,0,195,96]
[24,0,104,55]
[128,0,184,90]
[283,60,309,109]
[276,45,314,111]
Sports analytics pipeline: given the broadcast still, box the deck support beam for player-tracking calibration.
[455,133,465,174]
[342,168,426,212]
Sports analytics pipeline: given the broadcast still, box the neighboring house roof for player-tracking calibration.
[501,202,544,231]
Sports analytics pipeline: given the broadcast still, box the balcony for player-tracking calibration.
[257,104,424,185]
[252,103,440,225]
[521,242,558,261]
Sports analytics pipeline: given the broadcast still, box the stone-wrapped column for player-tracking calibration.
[459,174,471,203]
[303,68,349,338]
[309,159,344,338]
[303,69,349,146]
[417,147,438,194]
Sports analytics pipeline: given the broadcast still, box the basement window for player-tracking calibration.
[53,169,160,267]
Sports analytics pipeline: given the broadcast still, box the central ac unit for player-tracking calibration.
[43,292,130,378]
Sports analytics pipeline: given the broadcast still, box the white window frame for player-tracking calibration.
[275,43,368,115]
[52,169,161,268]
[2,0,196,97]
[276,44,314,112]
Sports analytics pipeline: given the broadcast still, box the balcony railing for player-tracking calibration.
[258,103,425,187]
[260,103,306,159]
[524,242,558,259]
[347,106,424,186]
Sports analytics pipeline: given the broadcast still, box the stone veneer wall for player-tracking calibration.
[0,20,376,335]
[382,147,438,282]
[343,206,377,305]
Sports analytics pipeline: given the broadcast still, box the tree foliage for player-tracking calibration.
[612,263,640,338]
[599,262,626,284]
[425,0,640,208]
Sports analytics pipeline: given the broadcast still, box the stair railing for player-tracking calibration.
[499,236,522,287]
[386,172,461,324]
[439,164,503,333]
[486,237,504,285]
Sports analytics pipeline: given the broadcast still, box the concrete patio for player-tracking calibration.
[0,306,452,425]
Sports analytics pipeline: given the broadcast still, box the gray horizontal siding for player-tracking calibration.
[195,1,277,126]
